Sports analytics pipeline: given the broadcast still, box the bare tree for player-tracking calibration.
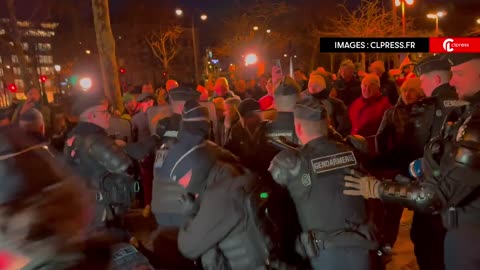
[145,26,183,75]
[213,1,290,58]
[91,0,123,112]
[319,0,426,70]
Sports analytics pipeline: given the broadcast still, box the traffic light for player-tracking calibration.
[40,75,47,83]
[7,84,17,93]
[162,71,167,78]
[119,67,126,74]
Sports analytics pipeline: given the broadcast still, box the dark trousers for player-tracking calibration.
[410,212,446,270]
[444,225,480,270]
[140,155,154,206]
[382,203,404,247]
[310,247,373,270]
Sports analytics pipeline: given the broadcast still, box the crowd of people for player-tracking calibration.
[0,53,479,270]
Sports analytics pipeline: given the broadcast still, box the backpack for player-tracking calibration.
[244,180,304,267]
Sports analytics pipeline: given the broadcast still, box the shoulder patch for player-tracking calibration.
[163,130,178,138]
[444,100,469,108]
[66,136,76,147]
[310,151,357,174]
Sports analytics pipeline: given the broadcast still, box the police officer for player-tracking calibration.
[160,100,277,270]
[413,54,462,145]
[0,126,113,269]
[344,54,480,270]
[269,97,377,270]
[307,71,351,136]
[152,87,201,177]
[265,83,300,146]
[408,54,460,270]
[132,92,156,142]
[64,91,134,229]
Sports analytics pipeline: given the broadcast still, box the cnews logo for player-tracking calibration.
[443,38,454,52]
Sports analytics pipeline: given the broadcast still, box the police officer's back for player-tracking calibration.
[157,101,272,270]
[64,91,133,228]
[344,54,480,270]
[151,87,201,178]
[0,126,112,269]
[269,97,377,270]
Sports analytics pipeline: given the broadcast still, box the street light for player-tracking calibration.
[395,0,414,36]
[175,8,207,84]
[54,65,62,95]
[477,18,480,24]
[427,11,446,36]
[85,49,91,55]
[79,77,92,91]
[244,53,258,66]
[266,29,271,33]
[253,26,259,31]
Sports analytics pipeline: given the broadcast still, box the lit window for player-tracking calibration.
[11,55,18,63]
[39,67,52,75]
[0,56,2,63]
[13,67,21,75]
[22,42,29,50]
[14,79,24,89]
[38,55,53,64]
[0,29,5,35]
[0,69,3,76]
[37,43,52,51]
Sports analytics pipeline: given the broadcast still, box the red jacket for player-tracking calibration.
[349,95,392,155]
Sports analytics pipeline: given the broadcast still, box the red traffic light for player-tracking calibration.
[119,67,126,74]
[8,84,17,93]
[162,71,167,77]
[40,75,47,82]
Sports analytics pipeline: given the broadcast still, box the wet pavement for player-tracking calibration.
[387,210,419,270]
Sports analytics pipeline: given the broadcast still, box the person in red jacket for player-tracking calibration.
[349,73,392,157]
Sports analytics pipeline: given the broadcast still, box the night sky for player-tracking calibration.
[1,0,478,37]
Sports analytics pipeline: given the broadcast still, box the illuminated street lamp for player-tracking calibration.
[54,65,61,72]
[79,77,92,91]
[266,29,271,34]
[477,18,480,24]
[283,53,288,58]
[395,0,414,36]
[427,11,446,36]
[253,26,259,31]
[85,49,91,55]
[244,53,258,66]
[175,8,207,84]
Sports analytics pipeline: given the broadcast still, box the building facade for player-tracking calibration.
[0,18,58,98]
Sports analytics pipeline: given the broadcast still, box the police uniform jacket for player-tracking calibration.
[270,137,370,233]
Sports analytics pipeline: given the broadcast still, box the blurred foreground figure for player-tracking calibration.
[0,126,112,269]
[64,91,135,230]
